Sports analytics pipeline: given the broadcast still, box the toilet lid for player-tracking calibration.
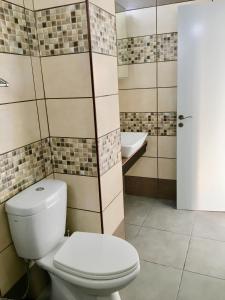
[53,232,139,280]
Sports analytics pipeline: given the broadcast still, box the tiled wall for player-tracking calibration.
[0,0,123,296]
[0,0,52,296]
[117,4,180,194]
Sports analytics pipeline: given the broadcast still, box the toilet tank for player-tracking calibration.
[5,179,67,260]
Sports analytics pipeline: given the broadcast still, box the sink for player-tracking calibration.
[121,132,148,158]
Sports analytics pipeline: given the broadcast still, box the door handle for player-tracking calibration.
[178,115,192,120]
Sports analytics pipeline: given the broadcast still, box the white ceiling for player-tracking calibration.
[116,0,191,11]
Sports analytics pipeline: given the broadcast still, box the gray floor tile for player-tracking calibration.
[120,260,182,300]
[177,271,225,300]
[125,224,140,242]
[143,199,195,235]
[124,195,154,226]
[185,238,225,279]
[132,227,190,269]
[193,211,225,242]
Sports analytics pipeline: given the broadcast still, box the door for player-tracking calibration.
[177,0,225,211]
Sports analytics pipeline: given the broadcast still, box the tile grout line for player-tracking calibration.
[175,212,196,300]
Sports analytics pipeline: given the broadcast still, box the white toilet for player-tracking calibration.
[5,179,140,300]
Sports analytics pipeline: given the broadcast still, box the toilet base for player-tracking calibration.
[50,274,121,300]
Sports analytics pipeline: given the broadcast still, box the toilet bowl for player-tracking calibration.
[37,233,140,300]
[5,179,140,300]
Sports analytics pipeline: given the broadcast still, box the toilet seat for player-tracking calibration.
[37,234,140,293]
[53,232,139,280]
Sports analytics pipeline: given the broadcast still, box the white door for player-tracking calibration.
[177,0,225,211]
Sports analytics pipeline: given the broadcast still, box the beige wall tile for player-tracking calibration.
[157,3,180,34]
[37,100,49,139]
[31,57,44,100]
[23,0,33,9]
[158,136,177,158]
[100,161,123,210]
[157,2,191,34]
[0,54,35,104]
[55,174,100,212]
[0,102,40,154]
[116,13,127,39]
[92,54,118,97]
[158,87,177,112]
[158,158,176,180]
[33,0,82,10]
[119,89,157,112]
[126,157,157,178]
[119,63,157,89]
[47,98,95,138]
[96,95,120,137]
[0,204,12,253]
[144,136,157,158]
[90,0,115,15]
[67,208,102,234]
[158,62,177,87]
[126,7,156,37]
[9,0,24,6]
[103,192,124,235]
[41,54,92,99]
[0,245,26,296]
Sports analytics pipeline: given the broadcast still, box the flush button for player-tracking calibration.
[36,187,45,192]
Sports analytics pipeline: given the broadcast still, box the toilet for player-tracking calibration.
[5,179,140,300]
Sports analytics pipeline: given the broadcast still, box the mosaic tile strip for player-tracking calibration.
[36,3,89,57]
[90,3,117,56]
[117,35,157,65]
[0,1,30,55]
[0,138,52,203]
[120,112,158,135]
[158,112,177,136]
[25,8,39,56]
[98,129,121,175]
[157,33,177,62]
[117,32,177,65]
[50,137,97,177]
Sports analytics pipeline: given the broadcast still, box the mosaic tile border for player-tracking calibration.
[158,112,177,136]
[120,112,158,136]
[117,35,157,65]
[36,3,89,57]
[117,32,177,65]
[0,138,52,203]
[90,3,117,56]
[157,33,177,62]
[0,1,30,55]
[120,112,177,136]
[98,129,121,175]
[50,137,98,177]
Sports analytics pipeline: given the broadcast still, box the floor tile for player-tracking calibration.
[193,211,225,242]
[144,199,195,235]
[132,227,190,269]
[125,224,140,242]
[120,260,182,300]
[185,238,225,279]
[124,195,154,226]
[177,271,225,300]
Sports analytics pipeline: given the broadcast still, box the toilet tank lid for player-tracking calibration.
[5,179,66,217]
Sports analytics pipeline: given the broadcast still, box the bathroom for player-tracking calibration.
[1,0,225,299]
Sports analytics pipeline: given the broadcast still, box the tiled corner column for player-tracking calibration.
[0,0,52,296]
[88,0,124,236]
[33,0,103,234]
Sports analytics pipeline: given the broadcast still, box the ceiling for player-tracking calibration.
[115,0,191,12]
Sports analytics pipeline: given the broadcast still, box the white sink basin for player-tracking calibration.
[121,132,148,158]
